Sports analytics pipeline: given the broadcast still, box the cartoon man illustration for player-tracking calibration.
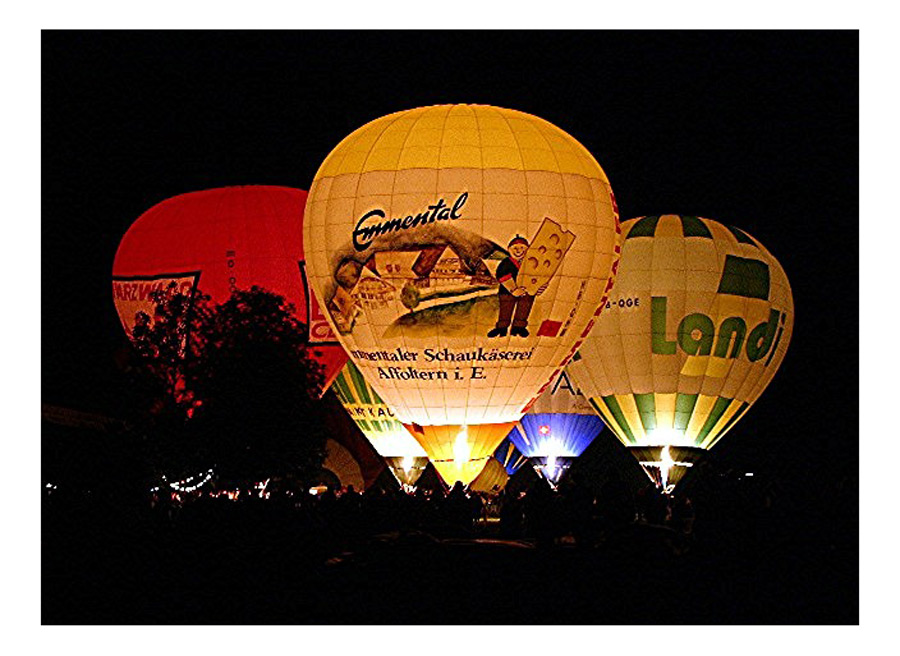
[488,235,547,338]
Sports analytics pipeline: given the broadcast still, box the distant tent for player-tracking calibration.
[414,462,448,495]
[323,439,365,490]
[369,466,403,492]
[308,467,341,491]
[567,429,648,495]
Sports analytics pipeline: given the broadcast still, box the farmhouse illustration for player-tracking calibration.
[327,217,574,336]
[328,244,499,331]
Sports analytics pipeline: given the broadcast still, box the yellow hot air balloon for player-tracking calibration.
[304,104,621,486]
[330,361,429,486]
[469,457,510,494]
[567,215,793,492]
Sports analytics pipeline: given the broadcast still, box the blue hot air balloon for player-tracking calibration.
[508,369,604,484]
[493,435,529,476]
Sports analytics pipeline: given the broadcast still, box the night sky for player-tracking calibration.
[42,31,858,502]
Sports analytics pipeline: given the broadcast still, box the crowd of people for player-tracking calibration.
[42,461,856,623]
[129,469,704,555]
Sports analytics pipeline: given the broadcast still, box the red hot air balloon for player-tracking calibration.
[112,186,347,390]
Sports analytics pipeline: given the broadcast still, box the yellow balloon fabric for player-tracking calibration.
[304,105,621,486]
[330,361,428,485]
[469,457,510,494]
[411,421,518,487]
[567,215,793,488]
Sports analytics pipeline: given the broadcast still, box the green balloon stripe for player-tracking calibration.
[680,215,713,238]
[347,362,372,405]
[596,395,636,444]
[625,215,660,239]
[711,400,750,446]
[696,396,734,445]
[717,254,771,300]
[724,224,759,247]
[634,393,657,432]
[332,371,355,404]
[674,393,699,432]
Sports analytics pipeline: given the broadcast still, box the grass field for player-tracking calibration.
[385,294,500,338]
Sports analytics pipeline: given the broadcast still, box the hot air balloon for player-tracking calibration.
[493,435,529,476]
[469,457,510,494]
[567,215,793,492]
[303,104,621,486]
[330,360,429,486]
[508,368,604,485]
[112,186,347,390]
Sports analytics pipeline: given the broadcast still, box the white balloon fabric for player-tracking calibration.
[304,104,621,485]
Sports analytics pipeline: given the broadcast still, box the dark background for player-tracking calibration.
[42,30,858,619]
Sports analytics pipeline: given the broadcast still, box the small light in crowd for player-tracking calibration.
[745,472,754,477]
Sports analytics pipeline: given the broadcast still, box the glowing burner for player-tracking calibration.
[453,427,471,468]
[639,445,693,494]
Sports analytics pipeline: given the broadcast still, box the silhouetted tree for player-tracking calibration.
[127,284,328,485]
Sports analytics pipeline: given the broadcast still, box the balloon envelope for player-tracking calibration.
[303,104,621,485]
[469,457,510,494]
[112,186,347,390]
[508,368,603,483]
[323,439,365,491]
[330,360,428,485]
[567,215,793,491]
[493,435,529,476]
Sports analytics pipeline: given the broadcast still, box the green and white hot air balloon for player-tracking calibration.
[568,215,793,492]
[330,361,429,486]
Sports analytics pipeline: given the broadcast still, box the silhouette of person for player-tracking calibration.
[524,479,555,548]
[445,481,472,534]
